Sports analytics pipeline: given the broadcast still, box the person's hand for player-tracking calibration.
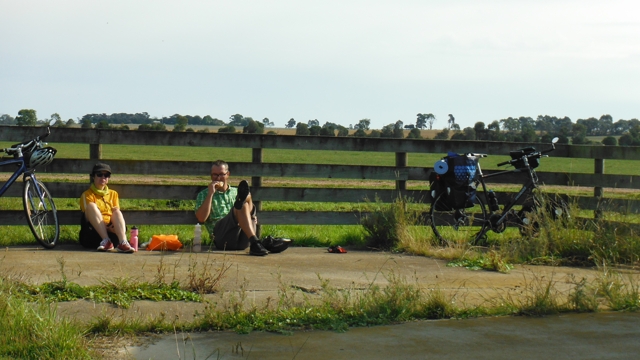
[208,181,222,195]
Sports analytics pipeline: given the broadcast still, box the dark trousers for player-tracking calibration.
[212,206,256,250]
[78,213,122,249]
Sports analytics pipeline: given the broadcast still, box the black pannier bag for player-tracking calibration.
[448,184,477,209]
[430,154,478,209]
[509,147,538,169]
[429,172,450,211]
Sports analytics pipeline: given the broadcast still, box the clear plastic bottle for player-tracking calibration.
[139,238,151,250]
[193,223,202,252]
[130,226,139,251]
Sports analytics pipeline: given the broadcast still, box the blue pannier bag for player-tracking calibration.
[446,152,478,185]
[434,153,478,209]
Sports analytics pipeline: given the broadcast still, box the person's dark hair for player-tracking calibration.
[211,160,228,169]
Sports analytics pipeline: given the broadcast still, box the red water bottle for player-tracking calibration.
[130,226,139,251]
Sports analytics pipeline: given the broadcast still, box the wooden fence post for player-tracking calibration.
[252,147,263,237]
[594,158,604,219]
[89,144,102,160]
[395,152,407,191]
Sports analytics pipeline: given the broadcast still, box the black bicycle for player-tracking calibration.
[0,127,59,248]
[429,137,568,246]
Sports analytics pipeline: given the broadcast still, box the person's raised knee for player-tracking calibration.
[86,202,99,210]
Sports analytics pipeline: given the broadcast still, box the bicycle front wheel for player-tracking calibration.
[429,193,488,246]
[23,178,59,249]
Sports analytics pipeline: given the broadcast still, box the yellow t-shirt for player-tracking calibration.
[79,188,120,224]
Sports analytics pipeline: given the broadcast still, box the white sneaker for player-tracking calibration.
[97,238,113,251]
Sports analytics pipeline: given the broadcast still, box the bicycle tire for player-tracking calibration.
[23,178,59,249]
[429,193,488,246]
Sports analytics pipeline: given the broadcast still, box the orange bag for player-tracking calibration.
[147,234,183,251]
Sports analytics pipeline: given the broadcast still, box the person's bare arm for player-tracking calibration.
[195,181,223,223]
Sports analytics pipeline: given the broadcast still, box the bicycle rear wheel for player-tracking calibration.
[23,178,59,249]
[429,193,488,246]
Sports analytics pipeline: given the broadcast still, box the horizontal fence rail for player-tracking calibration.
[3,126,640,160]
[30,159,640,190]
[2,126,640,230]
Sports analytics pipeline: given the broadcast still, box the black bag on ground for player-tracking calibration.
[262,236,292,253]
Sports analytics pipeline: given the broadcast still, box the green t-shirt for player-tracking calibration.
[195,186,238,235]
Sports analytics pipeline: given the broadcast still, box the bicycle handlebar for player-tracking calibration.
[38,127,51,140]
[2,127,51,155]
[497,141,557,167]
[541,147,555,155]
[467,152,488,159]
[474,153,488,158]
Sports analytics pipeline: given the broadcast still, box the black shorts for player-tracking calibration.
[212,206,256,251]
[78,213,120,249]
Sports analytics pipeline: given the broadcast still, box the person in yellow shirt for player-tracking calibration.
[79,163,134,253]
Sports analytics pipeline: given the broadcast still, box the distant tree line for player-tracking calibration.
[3,110,640,146]
[446,115,640,146]
[79,113,227,127]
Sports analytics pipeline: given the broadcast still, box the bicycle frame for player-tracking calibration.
[474,156,540,234]
[0,157,27,196]
[0,154,49,210]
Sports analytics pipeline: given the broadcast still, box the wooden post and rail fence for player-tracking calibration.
[1,126,640,231]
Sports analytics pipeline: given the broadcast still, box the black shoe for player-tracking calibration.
[234,180,250,210]
[249,241,268,256]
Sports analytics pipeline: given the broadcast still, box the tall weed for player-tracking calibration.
[490,272,569,316]
[589,216,640,266]
[596,270,640,311]
[567,275,600,312]
[500,195,595,265]
[361,196,423,250]
[0,286,93,359]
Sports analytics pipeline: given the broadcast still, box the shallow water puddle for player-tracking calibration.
[127,312,640,359]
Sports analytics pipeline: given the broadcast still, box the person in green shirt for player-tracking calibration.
[195,160,268,256]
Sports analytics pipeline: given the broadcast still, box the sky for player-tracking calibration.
[1,0,638,130]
